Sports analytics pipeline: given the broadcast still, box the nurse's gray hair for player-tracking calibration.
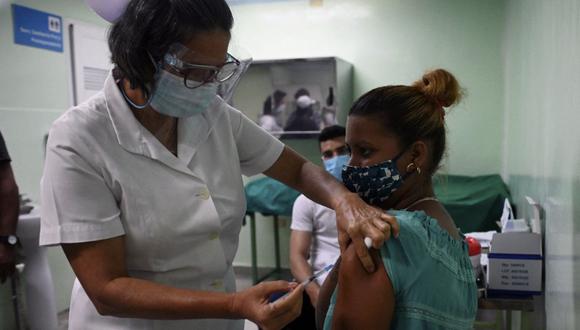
[108,0,233,93]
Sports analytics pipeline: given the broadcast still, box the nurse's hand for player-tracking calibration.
[232,281,304,330]
[334,192,400,273]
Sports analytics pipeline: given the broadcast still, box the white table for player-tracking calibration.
[16,206,58,330]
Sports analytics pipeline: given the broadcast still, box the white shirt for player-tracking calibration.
[290,195,340,286]
[39,72,284,330]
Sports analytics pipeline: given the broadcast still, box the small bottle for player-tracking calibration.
[326,87,334,106]
[465,236,483,288]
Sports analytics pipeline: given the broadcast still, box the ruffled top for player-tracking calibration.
[324,210,477,330]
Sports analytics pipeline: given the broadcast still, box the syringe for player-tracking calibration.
[300,238,373,287]
[300,263,335,287]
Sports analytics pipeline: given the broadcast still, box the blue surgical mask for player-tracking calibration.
[341,150,408,205]
[150,70,218,118]
[323,154,350,181]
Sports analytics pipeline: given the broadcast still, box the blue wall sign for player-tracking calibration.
[12,4,63,53]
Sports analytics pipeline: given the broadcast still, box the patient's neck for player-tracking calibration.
[379,180,435,211]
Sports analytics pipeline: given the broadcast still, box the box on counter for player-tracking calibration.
[487,231,542,296]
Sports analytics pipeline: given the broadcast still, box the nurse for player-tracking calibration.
[39,1,398,329]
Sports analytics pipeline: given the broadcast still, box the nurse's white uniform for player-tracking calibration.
[39,72,284,330]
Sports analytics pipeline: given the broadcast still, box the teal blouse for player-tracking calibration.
[324,210,477,329]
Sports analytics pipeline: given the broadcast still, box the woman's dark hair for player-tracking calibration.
[349,69,463,174]
[263,90,287,115]
[108,0,234,92]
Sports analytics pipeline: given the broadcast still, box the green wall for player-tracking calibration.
[503,0,580,328]
[230,0,506,175]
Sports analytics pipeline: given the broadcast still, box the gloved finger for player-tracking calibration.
[360,220,386,250]
[269,283,304,317]
[352,235,375,273]
[338,231,350,253]
[373,218,392,242]
[259,280,294,297]
[380,213,400,238]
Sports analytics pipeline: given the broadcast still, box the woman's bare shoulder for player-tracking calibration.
[324,245,395,330]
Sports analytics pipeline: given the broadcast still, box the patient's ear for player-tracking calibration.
[410,140,429,170]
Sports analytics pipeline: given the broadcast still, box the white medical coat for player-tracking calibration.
[39,72,284,330]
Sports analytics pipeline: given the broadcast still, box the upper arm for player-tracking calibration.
[40,131,124,245]
[62,236,127,313]
[290,197,315,259]
[316,259,340,330]
[290,230,312,260]
[332,245,395,330]
[263,146,308,185]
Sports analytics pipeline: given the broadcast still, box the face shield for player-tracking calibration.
[163,43,242,89]
[163,41,252,104]
[216,41,253,104]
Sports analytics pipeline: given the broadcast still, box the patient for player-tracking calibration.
[317,69,478,329]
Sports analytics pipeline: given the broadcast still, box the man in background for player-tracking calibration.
[287,125,349,329]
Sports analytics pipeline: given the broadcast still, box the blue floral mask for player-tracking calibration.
[341,150,408,205]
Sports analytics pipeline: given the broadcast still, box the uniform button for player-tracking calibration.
[195,188,210,200]
[210,280,223,289]
[209,232,219,240]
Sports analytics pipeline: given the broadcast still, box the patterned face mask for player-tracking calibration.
[341,150,409,205]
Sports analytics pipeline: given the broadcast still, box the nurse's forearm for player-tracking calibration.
[265,147,352,210]
[91,277,238,319]
[62,238,239,320]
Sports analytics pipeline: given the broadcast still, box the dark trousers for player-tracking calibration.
[283,291,317,330]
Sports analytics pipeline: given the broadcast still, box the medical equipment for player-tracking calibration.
[300,263,335,287]
[299,238,372,288]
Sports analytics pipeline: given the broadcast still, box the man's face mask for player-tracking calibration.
[323,154,350,182]
[341,149,409,206]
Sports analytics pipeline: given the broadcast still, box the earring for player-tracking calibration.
[406,163,416,173]
[416,167,422,175]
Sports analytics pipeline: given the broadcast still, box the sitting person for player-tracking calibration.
[317,69,478,330]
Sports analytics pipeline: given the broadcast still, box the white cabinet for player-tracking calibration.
[232,57,353,139]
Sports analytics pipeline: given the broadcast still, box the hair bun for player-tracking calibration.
[413,69,462,108]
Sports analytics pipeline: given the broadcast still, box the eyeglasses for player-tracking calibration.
[162,44,241,89]
[321,145,350,160]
